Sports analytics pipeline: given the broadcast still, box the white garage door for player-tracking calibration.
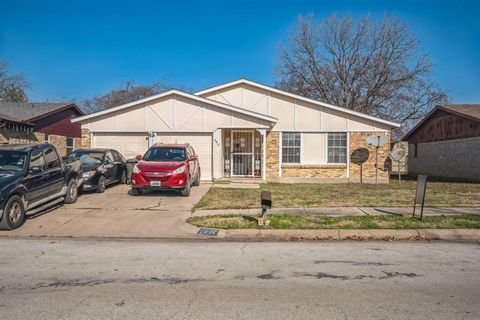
[93,133,148,159]
[156,133,212,181]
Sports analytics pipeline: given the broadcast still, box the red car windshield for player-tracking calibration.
[143,147,186,162]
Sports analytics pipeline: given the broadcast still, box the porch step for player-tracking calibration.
[214,178,262,184]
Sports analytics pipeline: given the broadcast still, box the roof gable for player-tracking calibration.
[72,89,277,124]
[403,105,480,142]
[195,79,400,128]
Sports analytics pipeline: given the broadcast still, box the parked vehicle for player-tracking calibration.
[131,143,200,196]
[0,144,82,230]
[66,148,127,193]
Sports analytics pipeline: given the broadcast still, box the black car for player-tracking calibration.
[66,148,127,193]
[0,144,82,230]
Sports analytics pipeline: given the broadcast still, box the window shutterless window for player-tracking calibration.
[327,133,347,163]
[44,134,49,143]
[282,132,301,163]
[66,137,74,155]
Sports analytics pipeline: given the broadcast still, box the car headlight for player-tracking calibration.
[133,165,141,174]
[82,170,96,178]
[173,166,186,174]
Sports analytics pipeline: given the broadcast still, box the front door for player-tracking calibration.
[231,131,254,177]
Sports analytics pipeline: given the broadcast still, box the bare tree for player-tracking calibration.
[0,60,30,102]
[81,81,169,113]
[276,14,448,137]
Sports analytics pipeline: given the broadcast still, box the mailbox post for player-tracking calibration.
[259,191,272,227]
[413,175,428,220]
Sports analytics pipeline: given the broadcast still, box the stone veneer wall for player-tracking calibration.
[349,131,390,183]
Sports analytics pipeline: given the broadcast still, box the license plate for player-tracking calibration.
[150,181,161,187]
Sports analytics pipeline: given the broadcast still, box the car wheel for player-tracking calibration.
[0,195,26,230]
[120,170,127,184]
[64,179,78,204]
[131,187,142,196]
[96,175,106,193]
[193,168,201,186]
[180,177,191,196]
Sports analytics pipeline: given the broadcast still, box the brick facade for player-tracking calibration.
[81,128,92,148]
[0,128,80,157]
[264,130,391,183]
[281,164,347,179]
[265,131,279,180]
[408,136,480,182]
[349,132,390,183]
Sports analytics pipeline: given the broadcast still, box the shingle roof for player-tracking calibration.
[440,104,480,121]
[0,102,72,123]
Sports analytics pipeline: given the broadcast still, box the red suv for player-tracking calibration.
[131,143,200,196]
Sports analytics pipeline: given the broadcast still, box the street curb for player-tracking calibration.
[218,228,480,242]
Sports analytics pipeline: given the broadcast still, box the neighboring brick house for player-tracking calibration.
[72,79,400,183]
[0,102,84,156]
[403,104,480,182]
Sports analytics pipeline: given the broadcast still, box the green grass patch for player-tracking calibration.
[187,214,480,230]
[195,180,480,210]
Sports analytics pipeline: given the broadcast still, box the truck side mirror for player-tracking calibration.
[135,155,143,161]
[30,166,42,174]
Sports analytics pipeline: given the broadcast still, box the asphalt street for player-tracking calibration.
[0,239,479,319]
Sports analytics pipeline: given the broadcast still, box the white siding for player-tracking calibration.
[156,133,213,181]
[93,133,148,159]
[302,133,326,164]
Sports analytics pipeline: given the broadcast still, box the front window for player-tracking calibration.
[328,132,347,163]
[0,151,27,173]
[67,151,105,165]
[282,132,301,163]
[143,147,186,162]
[44,148,61,169]
[66,137,74,154]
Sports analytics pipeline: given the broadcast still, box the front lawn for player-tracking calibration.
[195,180,480,209]
[187,214,480,230]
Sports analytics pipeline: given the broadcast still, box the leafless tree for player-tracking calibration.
[276,14,448,137]
[0,60,30,102]
[81,81,169,113]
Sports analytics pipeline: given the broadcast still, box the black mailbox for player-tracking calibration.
[261,191,272,210]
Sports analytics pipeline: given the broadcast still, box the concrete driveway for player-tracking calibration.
[0,183,211,239]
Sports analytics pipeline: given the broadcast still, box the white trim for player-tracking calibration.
[269,129,388,133]
[72,89,278,123]
[195,79,400,128]
[257,129,267,181]
[346,132,350,178]
[278,132,282,177]
[300,132,304,164]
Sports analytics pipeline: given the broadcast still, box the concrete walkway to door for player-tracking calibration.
[0,183,211,239]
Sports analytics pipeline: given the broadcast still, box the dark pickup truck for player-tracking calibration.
[0,144,82,230]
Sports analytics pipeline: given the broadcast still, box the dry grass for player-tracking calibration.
[195,180,480,210]
[187,214,480,230]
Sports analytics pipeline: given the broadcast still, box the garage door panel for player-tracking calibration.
[156,133,212,181]
[93,133,148,159]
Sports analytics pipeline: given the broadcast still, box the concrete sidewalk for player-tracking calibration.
[192,206,480,217]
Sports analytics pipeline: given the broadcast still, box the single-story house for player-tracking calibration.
[0,102,84,156]
[403,104,480,182]
[72,79,400,183]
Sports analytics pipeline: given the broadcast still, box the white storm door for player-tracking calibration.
[231,131,254,177]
